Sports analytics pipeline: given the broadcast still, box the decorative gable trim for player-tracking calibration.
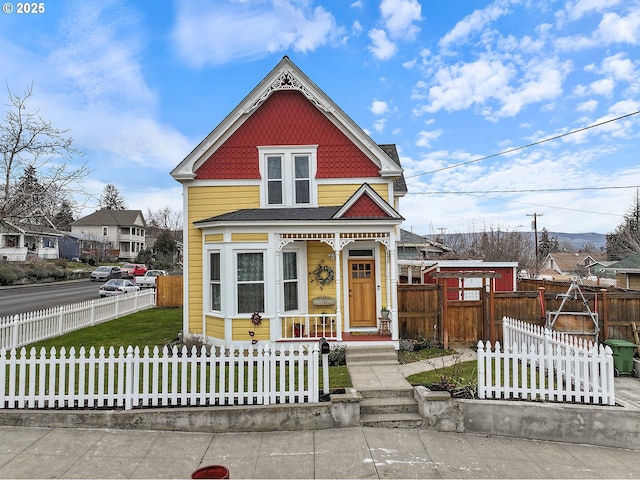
[247,71,328,114]
[333,183,402,220]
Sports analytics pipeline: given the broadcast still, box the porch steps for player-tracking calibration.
[345,345,398,365]
[346,345,423,428]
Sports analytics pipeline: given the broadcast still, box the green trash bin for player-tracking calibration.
[604,339,638,377]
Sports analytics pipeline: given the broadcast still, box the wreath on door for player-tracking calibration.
[310,261,334,289]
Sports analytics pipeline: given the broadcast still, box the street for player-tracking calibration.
[0,280,101,317]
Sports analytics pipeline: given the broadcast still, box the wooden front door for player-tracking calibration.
[348,260,377,327]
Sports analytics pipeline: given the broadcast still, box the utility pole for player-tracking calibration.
[527,213,543,261]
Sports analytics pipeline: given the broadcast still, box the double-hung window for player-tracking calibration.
[209,252,221,311]
[282,251,299,311]
[237,252,265,313]
[259,146,317,207]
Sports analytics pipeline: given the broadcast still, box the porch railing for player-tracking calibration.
[281,314,340,340]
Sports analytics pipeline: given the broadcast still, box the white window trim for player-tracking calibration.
[235,250,266,315]
[207,250,222,313]
[258,145,318,208]
[281,244,307,313]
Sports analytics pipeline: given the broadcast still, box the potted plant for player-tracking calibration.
[380,306,390,319]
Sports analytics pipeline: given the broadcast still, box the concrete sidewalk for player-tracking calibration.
[1,424,640,479]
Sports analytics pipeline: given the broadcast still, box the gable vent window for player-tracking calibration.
[259,146,317,207]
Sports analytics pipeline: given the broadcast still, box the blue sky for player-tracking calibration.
[2,0,640,236]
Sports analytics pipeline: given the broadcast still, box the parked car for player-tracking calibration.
[98,279,140,297]
[135,269,167,288]
[121,263,147,278]
[90,266,122,281]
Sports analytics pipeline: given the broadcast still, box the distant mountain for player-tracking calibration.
[549,232,607,251]
[430,231,607,252]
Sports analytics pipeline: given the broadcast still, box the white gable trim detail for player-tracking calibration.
[247,71,329,114]
[333,183,402,220]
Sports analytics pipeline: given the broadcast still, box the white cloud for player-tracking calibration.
[577,99,598,112]
[439,2,509,50]
[172,1,344,67]
[379,0,422,41]
[495,58,571,118]
[590,78,615,96]
[373,118,387,132]
[418,58,515,115]
[369,100,389,115]
[416,129,443,148]
[367,28,397,60]
[596,10,640,44]
[600,53,636,81]
[563,0,623,21]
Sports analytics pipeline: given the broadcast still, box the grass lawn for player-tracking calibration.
[25,308,183,352]
[22,307,352,390]
[398,347,456,364]
[406,360,478,387]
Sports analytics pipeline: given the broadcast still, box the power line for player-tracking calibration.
[409,185,639,195]
[405,110,640,179]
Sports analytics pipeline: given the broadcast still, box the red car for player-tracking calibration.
[121,263,147,278]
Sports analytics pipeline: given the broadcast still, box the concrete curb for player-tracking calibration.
[0,388,638,451]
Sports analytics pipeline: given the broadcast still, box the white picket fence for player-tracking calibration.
[0,290,156,351]
[477,317,615,405]
[0,343,320,410]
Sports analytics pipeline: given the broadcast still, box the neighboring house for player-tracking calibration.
[397,229,452,261]
[607,254,640,290]
[170,56,405,347]
[0,217,61,261]
[539,252,607,279]
[70,210,146,261]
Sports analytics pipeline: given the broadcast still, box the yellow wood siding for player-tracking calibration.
[231,318,271,341]
[306,241,340,312]
[205,316,224,338]
[205,234,223,242]
[318,183,390,206]
[231,233,269,242]
[186,185,260,335]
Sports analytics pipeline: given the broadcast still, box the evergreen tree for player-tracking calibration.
[98,184,127,210]
[538,228,559,259]
[52,200,75,230]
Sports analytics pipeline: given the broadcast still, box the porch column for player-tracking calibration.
[274,247,283,340]
[388,243,399,341]
[333,235,342,341]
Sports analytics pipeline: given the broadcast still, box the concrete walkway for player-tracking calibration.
[347,347,478,392]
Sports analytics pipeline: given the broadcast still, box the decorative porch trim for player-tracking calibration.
[278,232,390,252]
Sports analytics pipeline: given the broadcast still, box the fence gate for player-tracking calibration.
[432,271,500,348]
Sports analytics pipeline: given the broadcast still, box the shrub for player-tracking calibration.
[0,264,21,285]
[327,345,346,366]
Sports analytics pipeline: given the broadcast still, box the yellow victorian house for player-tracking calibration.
[171,57,406,348]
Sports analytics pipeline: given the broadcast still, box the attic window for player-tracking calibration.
[259,146,317,208]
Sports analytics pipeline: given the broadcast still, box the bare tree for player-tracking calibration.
[445,223,537,275]
[146,206,183,238]
[0,83,89,221]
